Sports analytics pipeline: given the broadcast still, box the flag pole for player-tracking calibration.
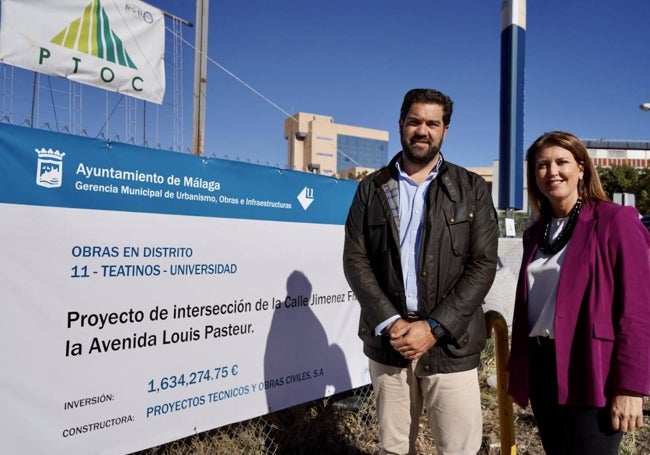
[191,0,209,156]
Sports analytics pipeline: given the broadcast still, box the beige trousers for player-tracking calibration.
[369,359,482,455]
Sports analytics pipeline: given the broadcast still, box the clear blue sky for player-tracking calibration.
[152,0,650,168]
[2,1,650,169]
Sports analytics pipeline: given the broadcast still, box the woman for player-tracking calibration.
[507,131,650,454]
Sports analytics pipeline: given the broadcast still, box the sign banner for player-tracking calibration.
[0,0,166,104]
[0,123,368,454]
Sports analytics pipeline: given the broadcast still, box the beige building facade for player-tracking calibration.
[284,112,389,178]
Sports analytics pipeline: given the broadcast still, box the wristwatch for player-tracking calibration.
[427,318,447,340]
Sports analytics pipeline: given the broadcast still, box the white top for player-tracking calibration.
[500,0,527,31]
[526,217,570,338]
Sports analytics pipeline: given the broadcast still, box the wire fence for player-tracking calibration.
[132,385,381,455]
[129,335,650,455]
[130,334,507,455]
[0,10,194,154]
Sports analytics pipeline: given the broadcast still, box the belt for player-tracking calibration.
[529,336,555,347]
[405,311,420,322]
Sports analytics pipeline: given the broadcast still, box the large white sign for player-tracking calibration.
[0,0,166,103]
[0,123,368,454]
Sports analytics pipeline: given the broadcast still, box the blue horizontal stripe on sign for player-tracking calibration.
[0,123,358,225]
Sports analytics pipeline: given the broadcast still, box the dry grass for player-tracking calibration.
[133,340,650,455]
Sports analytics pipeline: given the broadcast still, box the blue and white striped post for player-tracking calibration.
[498,0,526,210]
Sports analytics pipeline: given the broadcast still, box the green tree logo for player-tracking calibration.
[50,0,137,69]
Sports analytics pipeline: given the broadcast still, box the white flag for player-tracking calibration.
[0,0,166,104]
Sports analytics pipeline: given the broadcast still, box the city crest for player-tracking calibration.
[35,148,66,188]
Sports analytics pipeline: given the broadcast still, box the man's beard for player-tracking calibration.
[401,134,443,165]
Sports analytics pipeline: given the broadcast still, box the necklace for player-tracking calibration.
[539,199,583,255]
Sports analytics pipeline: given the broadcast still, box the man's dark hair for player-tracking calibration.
[399,88,453,126]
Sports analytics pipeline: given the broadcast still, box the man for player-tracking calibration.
[343,88,499,455]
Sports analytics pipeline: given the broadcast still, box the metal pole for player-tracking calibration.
[143,100,146,146]
[498,0,526,211]
[163,11,193,28]
[191,0,209,156]
[30,72,37,127]
[485,310,517,455]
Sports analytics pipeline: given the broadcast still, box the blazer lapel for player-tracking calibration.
[556,205,596,329]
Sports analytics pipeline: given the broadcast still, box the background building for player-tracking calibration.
[284,112,389,178]
[582,138,650,168]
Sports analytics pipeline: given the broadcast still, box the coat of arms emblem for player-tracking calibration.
[35,148,65,188]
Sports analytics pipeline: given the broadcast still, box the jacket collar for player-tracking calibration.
[376,151,453,195]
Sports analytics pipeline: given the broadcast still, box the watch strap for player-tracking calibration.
[427,318,447,340]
